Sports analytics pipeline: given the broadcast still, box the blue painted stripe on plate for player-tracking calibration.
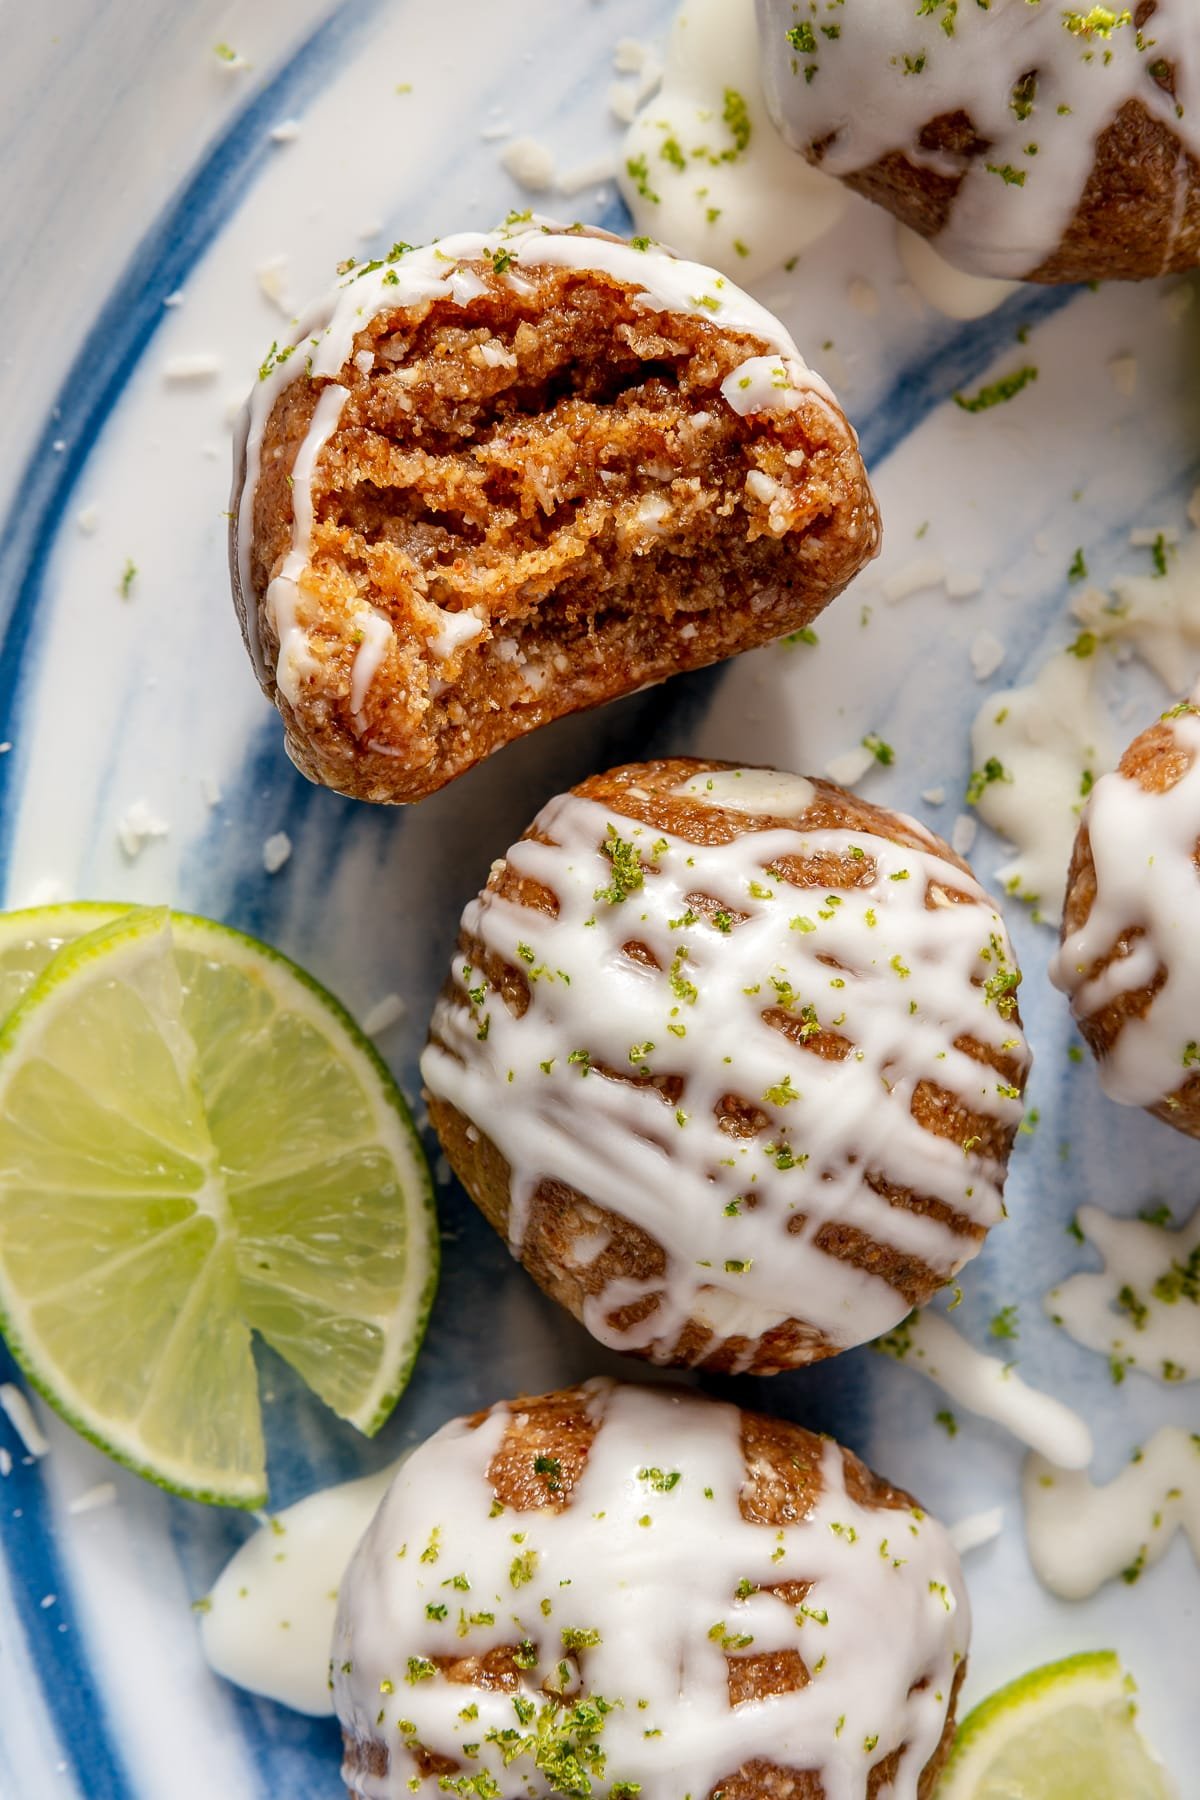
[0,1345,128,1799]
[0,0,386,892]
[856,283,1078,471]
[0,7,390,1795]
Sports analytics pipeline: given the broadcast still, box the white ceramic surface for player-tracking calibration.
[0,3,1196,1795]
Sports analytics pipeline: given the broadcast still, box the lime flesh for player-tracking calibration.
[938,1651,1177,1800]
[0,907,437,1506]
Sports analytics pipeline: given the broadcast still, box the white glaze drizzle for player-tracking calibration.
[969,647,1113,926]
[233,218,833,703]
[756,1,1200,279]
[264,381,350,706]
[350,608,396,727]
[895,226,1020,322]
[877,1307,1094,1471]
[420,774,1029,1362]
[201,1462,401,1716]
[1024,1427,1200,1600]
[332,1382,968,1800]
[674,768,817,815]
[1046,1202,1200,1384]
[1051,704,1200,1109]
[1072,528,1200,688]
[617,0,846,280]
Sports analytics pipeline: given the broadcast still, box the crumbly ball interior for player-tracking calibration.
[251,262,873,799]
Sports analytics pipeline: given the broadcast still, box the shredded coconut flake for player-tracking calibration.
[0,1385,49,1458]
[163,353,222,384]
[882,557,945,604]
[951,814,978,857]
[945,569,983,601]
[117,799,169,859]
[257,256,296,317]
[970,630,1006,682]
[500,136,557,191]
[948,1508,1005,1556]
[262,831,293,874]
[67,1482,119,1516]
[825,745,876,787]
[362,993,407,1036]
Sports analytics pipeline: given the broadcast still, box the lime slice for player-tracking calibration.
[0,900,133,1020]
[938,1651,1177,1800]
[0,906,437,1506]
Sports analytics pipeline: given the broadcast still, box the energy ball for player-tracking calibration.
[1053,696,1200,1136]
[422,758,1030,1371]
[231,220,878,804]
[333,1379,969,1800]
[756,1,1200,283]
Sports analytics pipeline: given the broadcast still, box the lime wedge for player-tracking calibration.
[0,900,132,1020]
[938,1651,1177,1800]
[0,906,437,1506]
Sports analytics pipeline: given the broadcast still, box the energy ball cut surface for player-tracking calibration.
[232,224,878,804]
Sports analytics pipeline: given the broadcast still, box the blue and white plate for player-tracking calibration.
[1,2,1195,1794]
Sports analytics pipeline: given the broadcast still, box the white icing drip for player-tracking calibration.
[420,778,1029,1362]
[756,2,1200,279]
[232,219,831,702]
[1051,706,1200,1108]
[946,1507,1004,1557]
[880,1308,1094,1471]
[969,648,1113,925]
[332,1382,968,1800]
[617,0,846,281]
[1024,1427,1200,1600]
[265,382,350,707]
[350,607,395,724]
[1072,531,1200,687]
[895,226,1020,322]
[1047,1203,1200,1384]
[674,767,817,815]
[201,1462,401,1716]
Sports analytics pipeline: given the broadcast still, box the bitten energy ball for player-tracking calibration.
[1053,696,1200,1137]
[333,1380,969,1800]
[756,1,1200,283]
[422,758,1030,1372]
[231,220,878,804]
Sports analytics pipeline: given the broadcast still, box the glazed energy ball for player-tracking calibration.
[756,1,1200,283]
[422,759,1030,1372]
[231,220,878,804]
[1053,698,1200,1137]
[333,1380,969,1800]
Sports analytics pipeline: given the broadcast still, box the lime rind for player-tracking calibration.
[0,904,438,1506]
